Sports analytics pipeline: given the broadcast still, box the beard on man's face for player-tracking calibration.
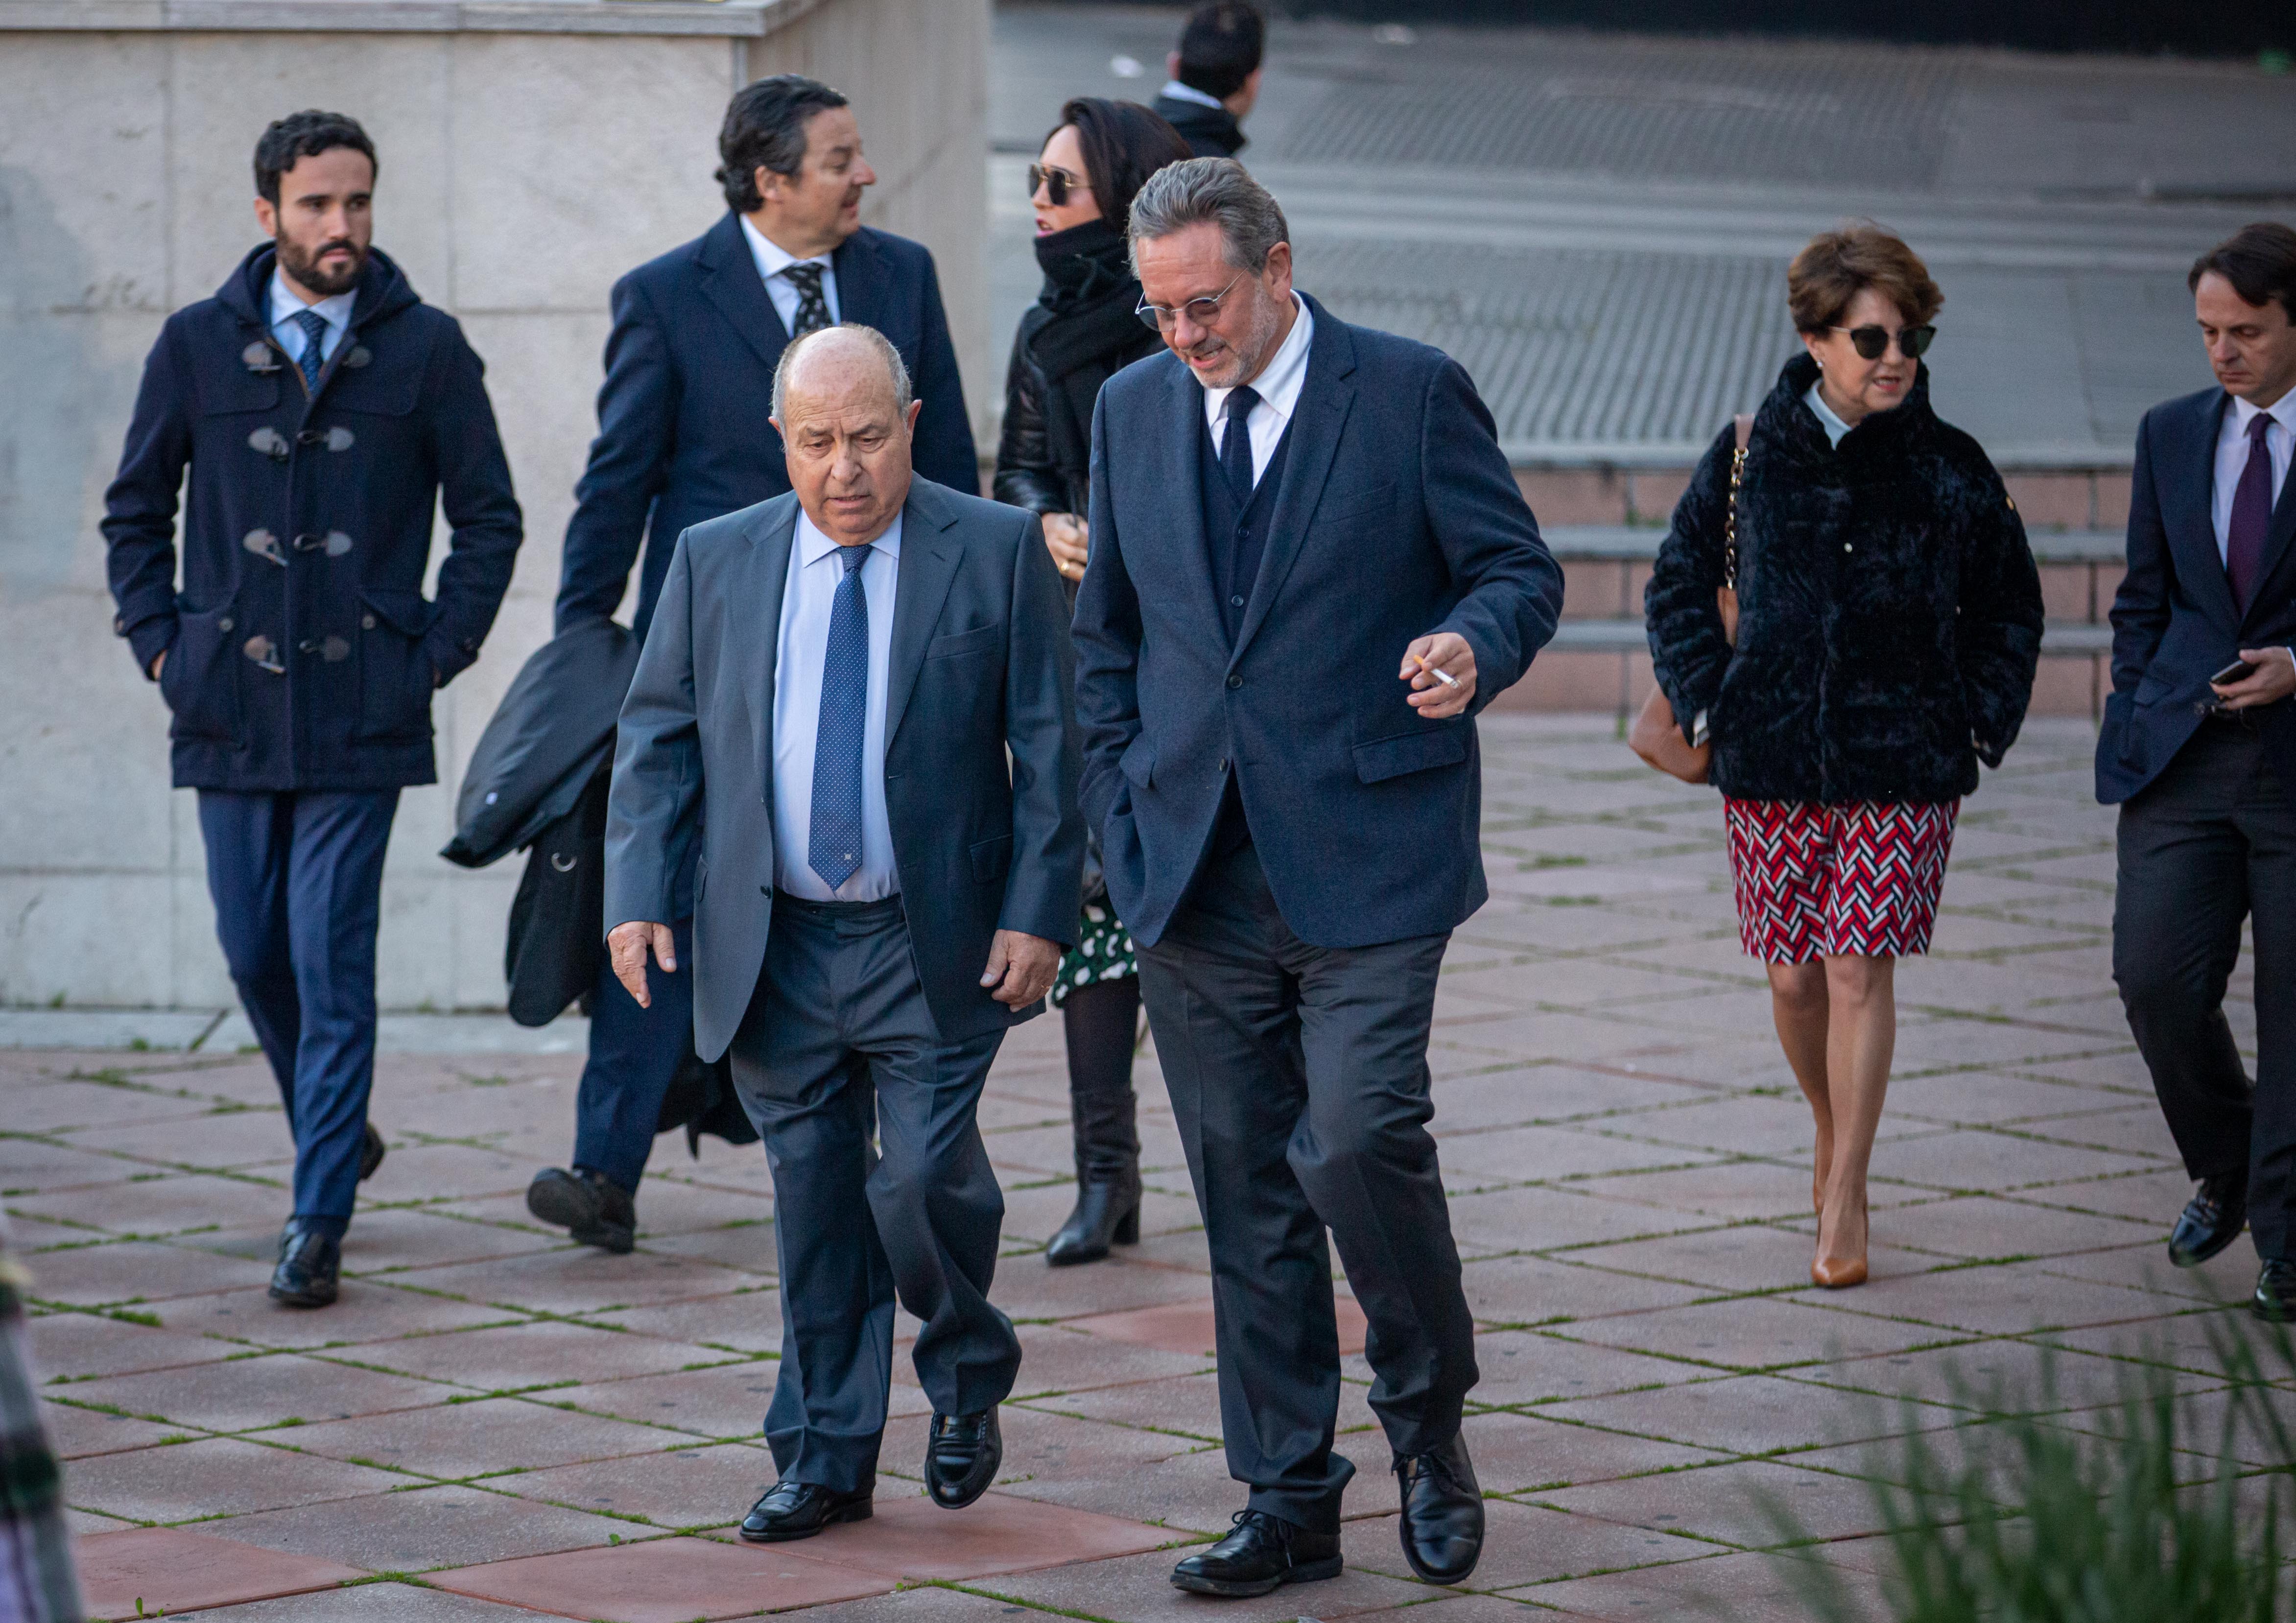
[278,233,366,297]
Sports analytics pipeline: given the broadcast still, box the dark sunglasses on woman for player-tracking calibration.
[1832,324,1937,361]
[1028,164,1085,208]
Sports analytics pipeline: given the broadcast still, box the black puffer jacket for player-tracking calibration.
[1646,353,2043,803]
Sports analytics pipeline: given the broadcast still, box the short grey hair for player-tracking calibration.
[771,323,913,420]
[1127,156,1290,275]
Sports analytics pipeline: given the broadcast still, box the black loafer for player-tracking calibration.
[737,1480,873,1543]
[358,1123,387,1182]
[2253,1259,2296,1322]
[268,1222,340,1308]
[1172,1509,1342,1597]
[526,1166,637,1255]
[1395,1433,1484,1584]
[2168,1172,2248,1268]
[924,1408,1001,1508]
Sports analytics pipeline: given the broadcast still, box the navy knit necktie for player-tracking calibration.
[808,544,873,892]
[2227,411,2274,616]
[783,263,831,336]
[292,310,329,392]
[1221,385,1261,502]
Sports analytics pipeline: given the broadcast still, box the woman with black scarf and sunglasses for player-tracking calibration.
[1646,224,2043,1291]
[995,97,1194,1265]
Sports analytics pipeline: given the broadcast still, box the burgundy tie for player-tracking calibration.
[2226,411,2274,615]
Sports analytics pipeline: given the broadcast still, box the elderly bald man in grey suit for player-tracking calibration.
[604,323,1083,1544]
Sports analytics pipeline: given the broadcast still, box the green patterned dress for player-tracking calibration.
[1052,900,1137,1006]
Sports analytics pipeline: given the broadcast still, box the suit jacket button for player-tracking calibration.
[361,613,377,630]
[1227,673,1242,689]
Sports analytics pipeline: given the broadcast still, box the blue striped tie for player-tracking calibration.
[292,310,329,392]
[808,544,873,892]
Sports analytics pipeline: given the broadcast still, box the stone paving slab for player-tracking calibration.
[9,717,2283,1618]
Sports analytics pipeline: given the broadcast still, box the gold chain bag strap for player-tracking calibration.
[1628,413,1752,783]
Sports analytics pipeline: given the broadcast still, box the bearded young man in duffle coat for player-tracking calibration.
[100,109,524,1309]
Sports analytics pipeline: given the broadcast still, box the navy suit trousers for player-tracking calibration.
[729,895,1020,1492]
[571,919,694,1194]
[196,789,398,1236]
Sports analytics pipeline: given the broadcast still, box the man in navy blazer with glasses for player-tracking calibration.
[2100,222,2296,1321]
[1073,158,1561,1598]
[526,73,978,1258]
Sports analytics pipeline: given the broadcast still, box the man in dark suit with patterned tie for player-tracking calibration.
[2099,222,2296,1319]
[528,75,979,1253]
[604,325,1079,1541]
[1073,159,1562,1595]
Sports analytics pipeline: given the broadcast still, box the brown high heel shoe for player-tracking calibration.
[1811,1193,1868,1289]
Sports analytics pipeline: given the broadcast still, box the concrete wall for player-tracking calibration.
[0,0,990,1011]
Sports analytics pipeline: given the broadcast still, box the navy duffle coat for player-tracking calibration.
[103,245,523,791]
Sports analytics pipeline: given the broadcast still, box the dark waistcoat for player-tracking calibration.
[1198,408,1296,644]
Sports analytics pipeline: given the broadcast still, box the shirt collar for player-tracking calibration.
[1203,293,1314,421]
[2230,391,2296,438]
[267,268,355,334]
[796,504,903,569]
[741,214,831,281]
[1159,79,1226,110]
[1803,380,1855,448]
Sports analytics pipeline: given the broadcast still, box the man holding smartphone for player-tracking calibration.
[2099,222,2296,1319]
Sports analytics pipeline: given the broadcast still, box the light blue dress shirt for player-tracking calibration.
[772,509,902,901]
[267,270,354,369]
[740,215,840,339]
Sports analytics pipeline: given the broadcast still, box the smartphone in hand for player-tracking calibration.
[2211,658,2257,687]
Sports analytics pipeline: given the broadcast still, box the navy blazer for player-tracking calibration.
[554,214,979,641]
[1073,296,1564,951]
[2098,386,2296,803]
[102,245,522,793]
[604,479,1083,1061]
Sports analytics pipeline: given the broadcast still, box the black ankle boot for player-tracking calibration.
[1046,1175,1141,1265]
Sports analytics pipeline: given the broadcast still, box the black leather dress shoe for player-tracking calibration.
[2168,1172,2248,1268]
[1395,1433,1484,1584]
[1046,1176,1142,1266]
[358,1123,387,1182]
[1171,1509,1343,1597]
[2253,1259,2296,1321]
[526,1167,636,1255]
[924,1408,1001,1508]
[737,1480,873,1542]
[269,1223,340,1308]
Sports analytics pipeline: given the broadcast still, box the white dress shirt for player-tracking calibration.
[1804,382,1855,448]
[1201,294,1314,489]
[741,214,840,338]
[771,510,901,902]
[2213,392,2296,564]
[267,270,354,368]
[1158,79,1226,111]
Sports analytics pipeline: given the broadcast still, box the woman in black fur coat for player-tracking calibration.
[994,97,1193,1266]
[1646,225,2044,1289]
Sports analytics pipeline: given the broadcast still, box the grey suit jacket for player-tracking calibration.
[605,477,1084,1061]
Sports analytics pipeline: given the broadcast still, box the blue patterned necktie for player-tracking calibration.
[782,263,831,336]
[808,543,874,892]
[291,309,329,392]
[1221,385,1261,502]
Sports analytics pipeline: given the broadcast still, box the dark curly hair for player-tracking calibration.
[715,75,850,214]
[253,110,376,205]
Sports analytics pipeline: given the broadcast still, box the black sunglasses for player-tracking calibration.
[1028,163,1086,208]
[1832,324,1936,361]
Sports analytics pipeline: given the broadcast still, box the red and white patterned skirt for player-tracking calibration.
[1722,798,1960,964]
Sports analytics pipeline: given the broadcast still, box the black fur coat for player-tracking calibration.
[1646,353,2044,803]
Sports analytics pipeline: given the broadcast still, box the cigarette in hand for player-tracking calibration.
[1415,653,1462,691]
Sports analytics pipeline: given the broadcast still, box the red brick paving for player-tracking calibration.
[7,721,2256,1619]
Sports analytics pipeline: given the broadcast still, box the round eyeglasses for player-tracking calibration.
[1136,273,1246,333]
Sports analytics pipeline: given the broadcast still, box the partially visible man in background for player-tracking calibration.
[2102,222,2296,1320]
[101,109,524,1309]
[528,75,979,1256]
[1155,1,1265,160]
